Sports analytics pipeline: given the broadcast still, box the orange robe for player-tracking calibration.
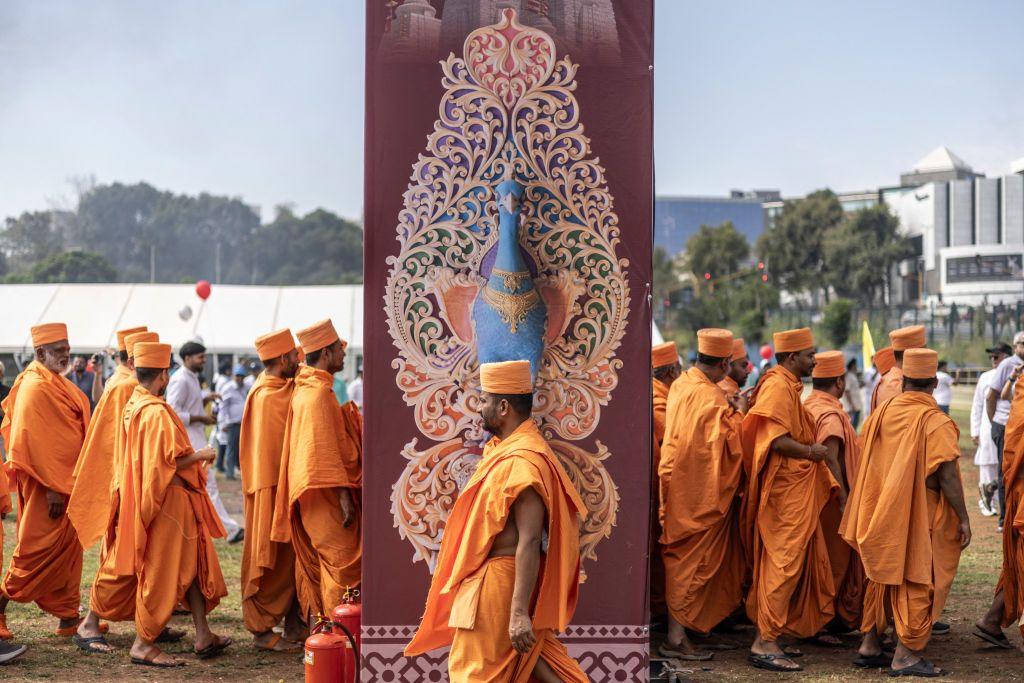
[996,378,1024,637]
[0,361,90,618]
[104,364,132,391]
[67,369,139,621]
[659,368,746,632]
[649,377,670,619]
[803,389,865,628]
[271,366,362,618]
[741,365,839,639]
[239,371,296,634]
[871,366,903,410]
[113,385,227,642]
[841,392,962,650]
[406,420,587,682]
[718,375,740,396]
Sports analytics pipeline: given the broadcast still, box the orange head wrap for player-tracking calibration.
[812,350,846,379]
[731,337,747,362]
[31,322,68,348]
[133,342,172,369]
[889,325,926,351]
[902,348,938,379]
[296,319,344,355]
[873,346,896,374]
[697,328,733,358]
[652,342,679,368]
[480,360,533,395]
[256,328,296,362]
[116,326,148,351]
[125,331,159,358]
[774,327,814,353]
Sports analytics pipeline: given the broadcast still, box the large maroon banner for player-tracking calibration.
[363,1,653,679]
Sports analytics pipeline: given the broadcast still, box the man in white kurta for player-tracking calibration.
[972,345,1009,516]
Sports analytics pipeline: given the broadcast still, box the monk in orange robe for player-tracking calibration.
[406,360,588,682]
[649,341,681,626]
[871,325,926,410]
[659,329,746,661]
[842,348,969,676]
[239,329,304,651]
[718,337,751,399]
[742,327,839,673]
[868,346,896,411]
[803,350,864,636]
[113,342,230,667]
[271,319,361,620]
[0,323,89,639]
[69,331,166,652]
[974,366,1024,652]
[104,326,146,390]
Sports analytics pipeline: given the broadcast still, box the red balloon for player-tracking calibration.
[759,343,772,360]
[195,280,211,300]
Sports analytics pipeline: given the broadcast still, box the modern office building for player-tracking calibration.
[654,190,778,255]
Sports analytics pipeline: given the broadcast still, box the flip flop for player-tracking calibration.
[931,621,951,636]
[854,653,893,668]
[889,658,944,677]
[195,635,232,660]
[690,634,739,651]
[657,642,713,661]
[131,649,185,668]
[73,633,113,654]
[782,646,804,658]
[748,652,803,672]
[971,625,1014,650]
[806,633,844,647]
[155,627,186,644]
[255,633,303,654]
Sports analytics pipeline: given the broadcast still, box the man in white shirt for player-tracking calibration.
[165,341,244,543]
[348,369,363,411]
[212,360,232,473]
[973,344,1010,516]
[218,364,249,480]
[986,332,1024,528]
[934,361,954,414]
[862,363,879,419]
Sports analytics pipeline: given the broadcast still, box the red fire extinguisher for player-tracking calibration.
[304,616,346,683]
[331,587,361,683]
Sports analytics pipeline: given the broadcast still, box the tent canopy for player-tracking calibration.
[0,283,364,356]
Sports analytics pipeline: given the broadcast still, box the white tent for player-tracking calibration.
[0,283,363,364]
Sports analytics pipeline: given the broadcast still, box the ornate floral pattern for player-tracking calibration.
[384,8,629,570]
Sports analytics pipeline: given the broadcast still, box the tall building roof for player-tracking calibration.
[1012,157,1024,175]
[912,146,973,173]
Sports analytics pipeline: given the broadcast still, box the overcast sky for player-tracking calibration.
[2,1,1022,222]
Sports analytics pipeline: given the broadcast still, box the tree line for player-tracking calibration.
[0,181,363,286]
[655,189,912,342]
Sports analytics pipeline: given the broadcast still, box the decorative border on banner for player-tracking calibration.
[361,625,648,682]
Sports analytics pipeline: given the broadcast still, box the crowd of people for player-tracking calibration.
[0,320,362,667]
[651,324,1024,676]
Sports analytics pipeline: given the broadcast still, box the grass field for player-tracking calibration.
[3,385,1022,681]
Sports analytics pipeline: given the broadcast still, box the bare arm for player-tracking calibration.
[937,460,971,549]
[822,436,846,497]
[338,488,356,527]
[770,434,828,462]
[91,369,103,404]
[1001,379,1015,401]
[986,388,998,422]
[176,446,216,470]
[508,486,545,655]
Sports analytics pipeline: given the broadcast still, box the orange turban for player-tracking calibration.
[812,350,846,379]
[873,346,896,375]
[256,328,296,361]
[296,319,343,354]
[133,342,172,369]
[116,326,148,351]
[31,322,68,347]
[480,360,533,395]
[697,328,733,358]
[652,342,679,368]
[731,338,747,362]
[774,327,814,353]
[903,348,938,379]
[889,325,926,351]
[125,331,159,358]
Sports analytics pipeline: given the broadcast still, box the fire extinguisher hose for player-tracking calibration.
[336,622,360,682]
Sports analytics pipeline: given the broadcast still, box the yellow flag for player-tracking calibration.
[861,320,875,372]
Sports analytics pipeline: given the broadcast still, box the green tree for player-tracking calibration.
[0,211,64,272]
[253,206,363,285]
[29,250,117,283]
[823,204,913,306]
[757,189,843,302]
[684,221,750,281]
[822,298,855,347]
